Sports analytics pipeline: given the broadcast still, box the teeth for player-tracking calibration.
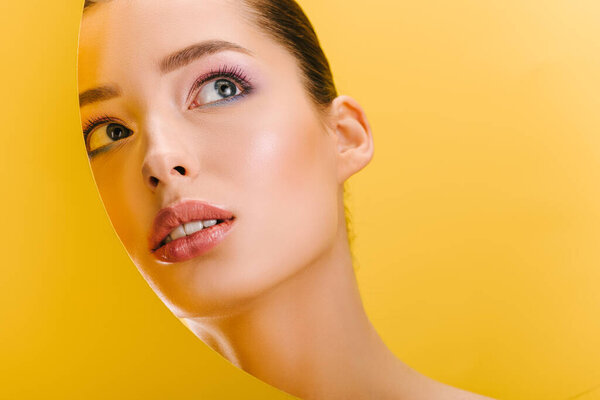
[184,220,204,235]
[162,219,223,246]
[203,219,218,228]
[170,225,186,241]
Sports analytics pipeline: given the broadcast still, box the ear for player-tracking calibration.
[329,95,374,183]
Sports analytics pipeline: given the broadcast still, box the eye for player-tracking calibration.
[190,78,245,108]
[87,122,133,153]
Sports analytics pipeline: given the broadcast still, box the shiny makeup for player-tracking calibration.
[149,200,236,264]
[78,0,342,318]
[82,63,255,158]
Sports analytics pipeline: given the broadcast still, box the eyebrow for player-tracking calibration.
[79,85,121,107]
[159,40,253,74]
[78,40,252,107]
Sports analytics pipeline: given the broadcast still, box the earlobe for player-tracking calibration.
[330,95,374,183]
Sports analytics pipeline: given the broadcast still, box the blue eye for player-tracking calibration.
[187,65,253,109]
[213,79,238,98]
[190,78,243,108]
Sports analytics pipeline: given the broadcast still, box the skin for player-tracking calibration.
[78,0,494,398]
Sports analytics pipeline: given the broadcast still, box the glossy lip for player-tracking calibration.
[149,200,235,263]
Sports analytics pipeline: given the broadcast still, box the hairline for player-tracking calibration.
[82,0,336,107]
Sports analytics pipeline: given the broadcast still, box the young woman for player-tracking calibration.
[78,0,493,398]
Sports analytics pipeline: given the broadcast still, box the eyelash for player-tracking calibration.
[187,64,253,108]
[82,113,117,146]
[82,65,253,148]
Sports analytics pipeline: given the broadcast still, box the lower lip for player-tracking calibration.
[152,219,235,263]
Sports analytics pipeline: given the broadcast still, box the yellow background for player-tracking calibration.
[1,0,599,399]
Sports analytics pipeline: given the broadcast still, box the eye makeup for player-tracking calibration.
[81,113,133,158]
[82,114,125,143]
[186,64,254,109]
[81,63,255,156]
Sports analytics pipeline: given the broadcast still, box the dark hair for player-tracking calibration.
[83,0,355,255]
[83,0,338,108]
[241,0,337,106]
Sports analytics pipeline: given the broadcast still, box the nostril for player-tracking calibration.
[149,176,159,188]
[173,166,186,175]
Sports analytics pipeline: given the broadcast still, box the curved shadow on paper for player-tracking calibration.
[77,1,496,399]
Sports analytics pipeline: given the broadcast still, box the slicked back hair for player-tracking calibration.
[82,0,355,254]
[83,0,338,107]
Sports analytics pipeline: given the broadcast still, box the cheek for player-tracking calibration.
[226,100,340,275]
[248,125,327,208]
[90,152,152,261]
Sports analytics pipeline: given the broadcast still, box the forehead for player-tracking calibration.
[78,0,262,88]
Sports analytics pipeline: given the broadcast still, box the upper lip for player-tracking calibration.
[148,200,235,252]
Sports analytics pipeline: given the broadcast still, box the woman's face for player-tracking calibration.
[78,0,342,317]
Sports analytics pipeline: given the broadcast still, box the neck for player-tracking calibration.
[181,224,485,399]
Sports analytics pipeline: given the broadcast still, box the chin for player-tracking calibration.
[121,196,340,318]
[128,251,300,318]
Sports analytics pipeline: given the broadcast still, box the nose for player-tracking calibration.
[141,148,198,191]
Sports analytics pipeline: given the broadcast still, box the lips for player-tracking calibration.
[149,200,235,263]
